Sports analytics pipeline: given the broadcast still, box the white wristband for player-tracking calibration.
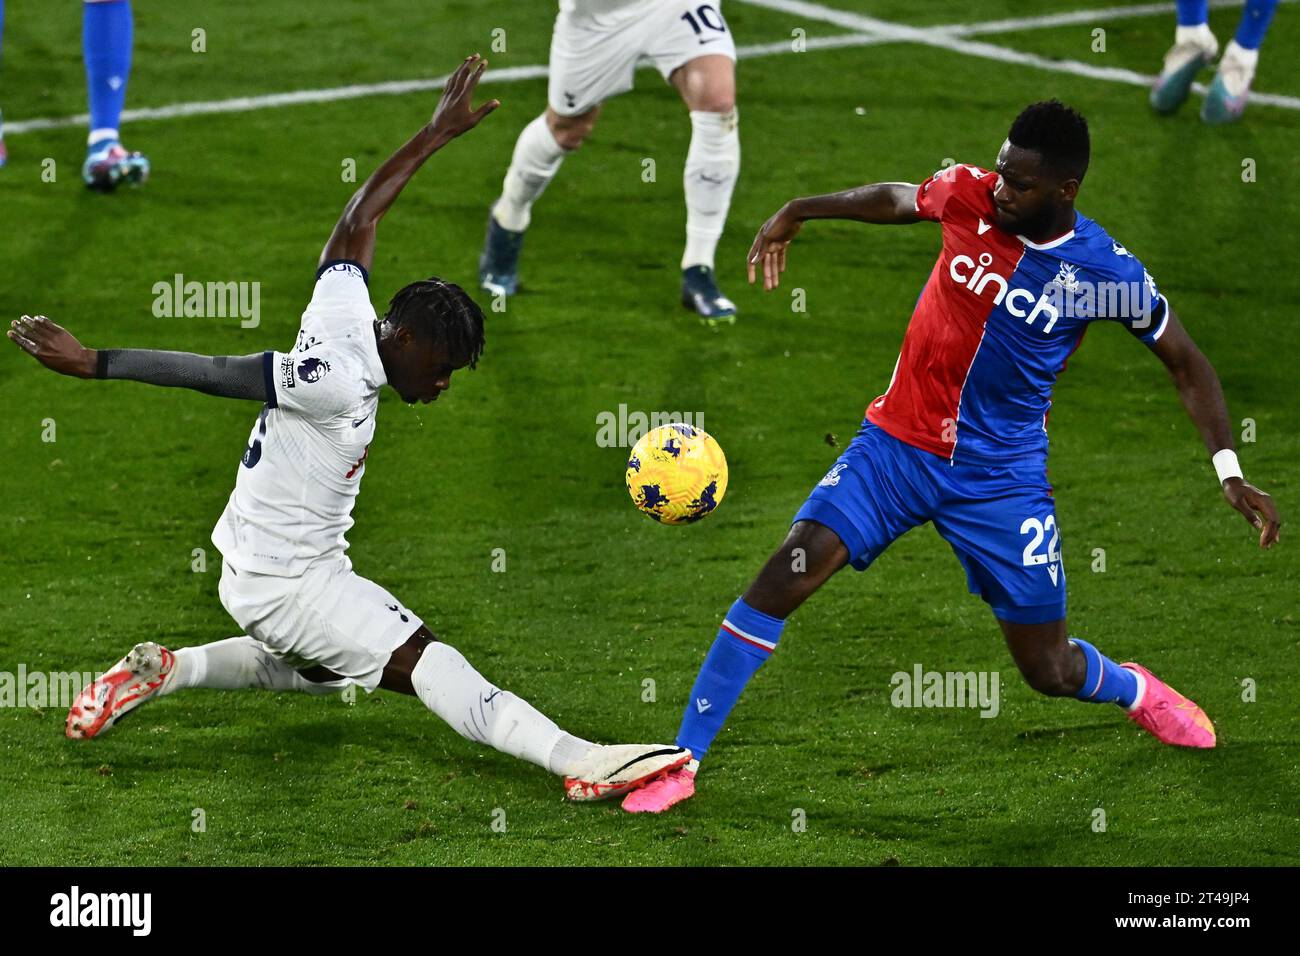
[1212,449,1243,485]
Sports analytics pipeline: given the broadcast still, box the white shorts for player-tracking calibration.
[217,557,423,692]
[548,0,737,116]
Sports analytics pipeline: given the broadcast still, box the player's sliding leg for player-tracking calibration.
[623,521,849,813]
[387,627,690,801]
[671,54,739,324]
[479,106,597,298]
[1203,0,1279,124]
[81,0,149,191]
[998,619,1215,748]
[1151,0,1218,115]
[65,636,343,739]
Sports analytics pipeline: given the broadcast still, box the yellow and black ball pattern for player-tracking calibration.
[625,424,728,524]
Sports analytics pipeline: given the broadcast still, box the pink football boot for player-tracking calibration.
[622,767,697,813]
[1121,662,1216,749]
[563,745,692,801]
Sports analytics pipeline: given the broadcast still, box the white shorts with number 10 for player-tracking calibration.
[549,0,737,116]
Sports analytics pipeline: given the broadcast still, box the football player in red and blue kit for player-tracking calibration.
[624,100,1281,814]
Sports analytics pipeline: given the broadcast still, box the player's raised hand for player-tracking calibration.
[1222,477,1281,549]
[8,315,97,379]
[429,54,500,141]
[747,203,804,292]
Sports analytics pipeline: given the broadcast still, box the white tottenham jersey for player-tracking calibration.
[559,0,648,23]
[211,261,386,577]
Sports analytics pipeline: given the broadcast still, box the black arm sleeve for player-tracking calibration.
[95,349,269,401]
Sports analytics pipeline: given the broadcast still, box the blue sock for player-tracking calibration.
[83,0,133,147]
[1176,0,1209,26]
[1235,0,1278,49]
[1070,638,1139,707]
[675,598,784,761]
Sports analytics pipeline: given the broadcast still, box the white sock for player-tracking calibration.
[1126,669,1147,713]
[1175,23,1216,50]
[410,641,593,774]
[682,108,740,271]
[494,113,568,233]
[167,637,344,696]
[1223,38,1259,69]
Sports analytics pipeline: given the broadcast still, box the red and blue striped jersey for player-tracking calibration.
[866,163,1169,467]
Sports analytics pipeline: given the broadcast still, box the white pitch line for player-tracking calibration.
[3,0,1295,135]
[737,0,1300,110]
[4,64,549,136]
[4,35,895,136]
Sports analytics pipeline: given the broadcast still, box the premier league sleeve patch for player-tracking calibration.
[297,357,331,383]
[267,349,356,421]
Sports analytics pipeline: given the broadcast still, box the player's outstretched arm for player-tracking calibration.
[747,183,921,291]
[8,315,267,401]
[1150,306,1281,549]
[318,54,500,273]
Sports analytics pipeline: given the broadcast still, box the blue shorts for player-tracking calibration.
[793,420,1066,625]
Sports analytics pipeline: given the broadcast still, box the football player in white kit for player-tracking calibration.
[8,56,690,803]
[479,0,742,323]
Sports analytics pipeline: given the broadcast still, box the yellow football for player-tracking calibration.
[625,423,728,524]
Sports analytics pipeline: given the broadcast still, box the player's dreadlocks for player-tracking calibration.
[384,277,486,369]
[1008,99,1091,184]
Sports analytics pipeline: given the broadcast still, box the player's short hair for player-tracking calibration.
[1008,99,1090,183]
[384,277,486,369]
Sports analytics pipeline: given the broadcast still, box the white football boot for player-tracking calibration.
[563,744,692,801]
[66,641,177,739]
[1150,24,1219,115]
[1202,40,1259,124]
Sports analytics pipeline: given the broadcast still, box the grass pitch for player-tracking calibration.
[1,0,1297,866]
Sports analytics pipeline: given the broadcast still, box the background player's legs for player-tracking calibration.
[1154,0,1279,122]
[492,106,599,233]
[82,0,148,189]
[1151,1,1218,114]
[84,0,132,150]
[670,54,740,321]
[480,105,601,296]
[382,625,596,776]
[1203,0,1278,123]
